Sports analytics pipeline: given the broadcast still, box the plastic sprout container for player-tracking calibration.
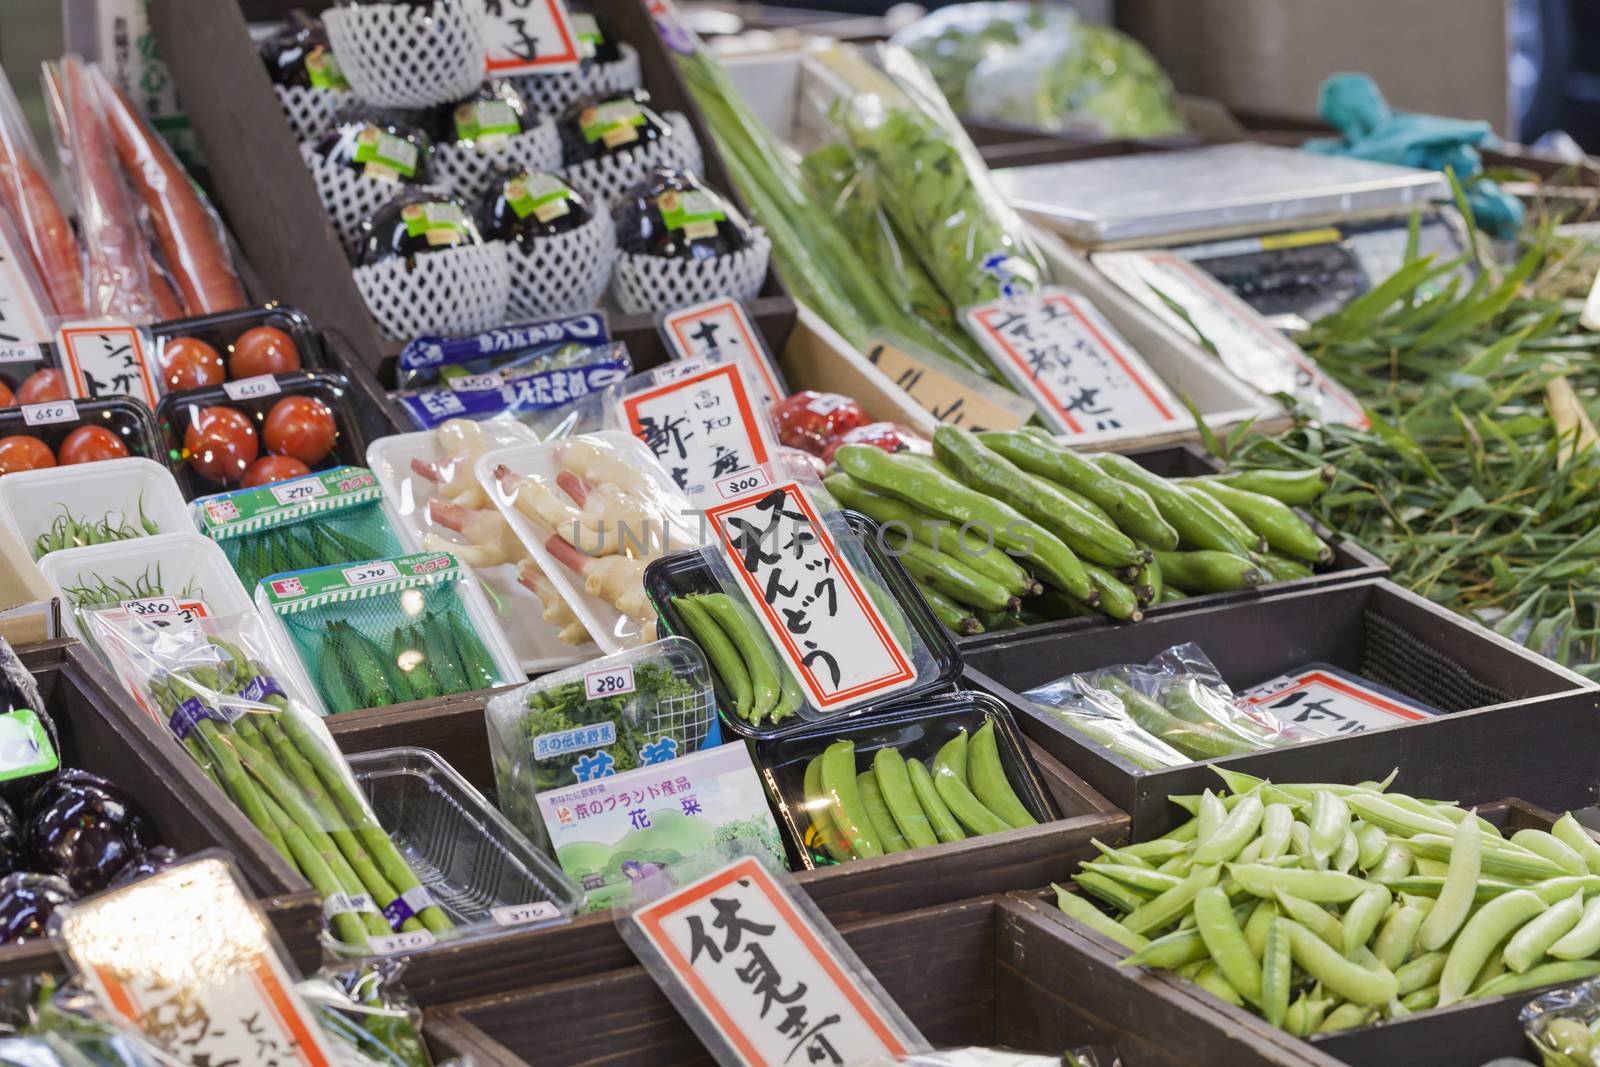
[0,456,190,561]
[484,636,718,848]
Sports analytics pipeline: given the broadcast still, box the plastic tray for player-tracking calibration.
[156,369,368,499]
[0,457,192,562]
[367,425,592,674]
[645,511,962,741]
[346,746,581,954]
[37,532,255,644]
[0,396,163,466]
[750,691,1058,871]
[151,303,321,400]
[478,431,704,653]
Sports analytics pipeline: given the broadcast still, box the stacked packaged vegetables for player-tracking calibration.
[1059,769,1600,1035]
[803,720,1036,864]
[827,427,1334,633]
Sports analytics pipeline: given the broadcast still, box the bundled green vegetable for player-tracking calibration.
[32,499,159,559]
[1060,769,1600,1035]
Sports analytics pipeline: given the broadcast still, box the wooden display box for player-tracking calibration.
[964,578,1597,836]
[0,642,320,976]
[423,892,1338,1066]
[149,0,796,377]
[323,691,1126,1004]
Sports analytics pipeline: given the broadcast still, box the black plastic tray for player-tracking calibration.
[749,690,1058,871]
[155,368,368,499]
[0,396,164,468]
[645,511,962,741]
[964,577,1596,836]
[958,442,1389,650]
[150,303,321,401]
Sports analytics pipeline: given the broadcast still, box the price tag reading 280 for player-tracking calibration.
[584,664,636,699]
[705,481,914,709]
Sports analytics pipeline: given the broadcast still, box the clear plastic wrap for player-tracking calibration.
[299,961,441,1067]
[1523,978,1600,1067]
[79,609,464,955]
[0,976,186,1065]
[0,62,86,321]
[395,310,610,390]
[1024,643,1313,769]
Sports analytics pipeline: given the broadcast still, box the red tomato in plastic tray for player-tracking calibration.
[230,326,302,378]
[242,455,312,487]
[263,395,336,464]
[771,391,866,457]
[821,422,921,464]
[15,369,67,405]
[184,406,259,484]
[0,435,54,474]
[160,337,226,391]
[58,426,130,465]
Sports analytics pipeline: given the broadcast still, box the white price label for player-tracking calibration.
[369,930,436,955]
[707,481,915,710]
[447,371,506,392]
[621,361,773,506]
[223,374,281,400]
[121,596,179,618]
[0,343,41,364]
[716,467,769,500]
[116,597,208,629]
[55,320,158,406]
[963,288,1186,437]
[270,477,329,505]
[659,298,784,412]
[584,664,636,699]
[342,561,400,586]
[484,0,582,75]
[492,901,562,927]
[20,400,78,426]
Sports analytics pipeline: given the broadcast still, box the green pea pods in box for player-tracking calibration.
[483,636,719,851]
[255,550,526,715]
[192,465,408,590]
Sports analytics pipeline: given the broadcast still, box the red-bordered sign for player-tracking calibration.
[485,0,582,75]
[660,298,784,411]
[56,320,158,406]
[621,361,773,504]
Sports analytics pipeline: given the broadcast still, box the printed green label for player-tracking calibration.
[261,551,463,612]
[197,466,381,538]
[454,100,520,142]
[506,172,576,222]
[660,190,725,239]
[580,99,645,147]
[353,128,418,178]
[402,202,468,246]
[573,13,603,59]
[306,46,350,91]
[0,709,58,781]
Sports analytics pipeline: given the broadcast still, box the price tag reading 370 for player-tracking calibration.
[705,481,915,710]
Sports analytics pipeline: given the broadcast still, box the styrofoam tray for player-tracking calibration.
[477,431,705,653]
[38,532,255,644]
[0,457,193,565]
[366,425,594,673]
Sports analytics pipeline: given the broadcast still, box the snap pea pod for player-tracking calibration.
[856,771,909,854]
[1194,885,1262,1005]
[1122,863,1220,936]
[1470,959,1600,1000]
[1355,823,1390,871]
[1094,453,1253,555]
[696,594,780,723]
[1283,995,1330,1038]
[1342,885,1392,958]
[1418,813,1482,951]
[1550,896,1600,959]
[1396,951,1448,995]
[1192,962,1244,1007]
[1227,864,1369,903]
[1406,832,1566,881]
[1504,890,1585,973]
[1152,550,1265,594]
[1308,790,1350,866]
[1373,902,1427,970]
[873,747,938,849]
[803,755,853,863]
[1091,864,1184,895]
[1553,813,1600,876]
[819,741,882,859]
[1194,793,1263,866]
[1203,466,1334,506]
[1511,828,1590,877]
[968,720,1036,829]
[1122,924,1212,969]
[1437,889,1547,1006]
[1317,1004,1376,1033]
[932,733,1009,837]
[1185,478,1332,563]
[1283,919,1398,1006]
[1242,899,1275,956]
[1054,883,1149,952]
[1271,890,1344,949]
[906,757,965,844]
[1076,870,1149,914]
[676,596,753,721]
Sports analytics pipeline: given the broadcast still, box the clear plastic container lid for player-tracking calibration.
[484,635,718,848]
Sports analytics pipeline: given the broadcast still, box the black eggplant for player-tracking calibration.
[260,10,348,90]
[571,10,622,65]
[476,168,592,243]
[432,79,533,148]
[558,89,671,165]
[111,846,181,886]
[0,798,18,877]
[614,169,754,261]
[358,189,484,268]
[313,105,432,185]
[26,769,155,894]
[0,873,74,944]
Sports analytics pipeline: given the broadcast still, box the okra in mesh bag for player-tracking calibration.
[258,551,523,714]
[80,609,456,953]
[193,466,407,591]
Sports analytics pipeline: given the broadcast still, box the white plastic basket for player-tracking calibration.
[513,44,642,117]
[431,118,563,203]
[323,0,488,109]
[299,141,442,256]
[275,83,354,143]
[502,210,618,319]
[353,242,512,341]
[610,230,770,315]
[557,112,703,207]
[0,458,192,565]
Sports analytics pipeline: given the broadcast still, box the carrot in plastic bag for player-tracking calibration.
[45,56,159,324]
[98,68,244,316]
[0,63,85,319]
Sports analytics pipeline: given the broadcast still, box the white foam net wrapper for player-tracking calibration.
[512,44,643,116]
[610,230,771,314]
[558,112,704,207]
[354,242,511,340]
[431,118,564,202]
[299,141,443,256]
[324,0,488,109]
[275,84,354,143]
[503,211,618,319]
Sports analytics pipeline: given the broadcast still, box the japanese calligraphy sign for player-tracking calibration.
[484,0,582,76]
[705,480,915,710]
[56,320,159,406]
[963,289,1184,437]
[658,298,786,416]
[619,359,776,505]
[864,335,1032,432]
[1091,251,1367,427]
[1240,664,1438,738]
[626,855,918,1067]
[0,224,51,358]
[58,856,337,1067]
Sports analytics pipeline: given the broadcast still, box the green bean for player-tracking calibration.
[1512,828,1589,877]
[1504,890,1585,973]
[1123,863,1221,936]
[1194,793,1264,866]
[856,771,909,854]
[1419,813,1482,951]
[1550,896,1600,959]
[1053,884,1149,952]
[1438,889,1547,1006]
[1284,919,1398,1005]
[1194,885,1262,1004]
[1228,864,1369,903]
[872,748,938,849]
[1373,903,1426,970]
[819,740,882,859]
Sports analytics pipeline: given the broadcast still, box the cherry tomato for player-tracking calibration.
[0,435,55,474]
[15,369,67,405]
[241,455,311,487]
[184,406,259,483]
[0,382,14,407]
[229,326,302,378]
[160,337,225,391]
[263,395,336,464]
[771,391,867,457]
[58,425,130,465]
